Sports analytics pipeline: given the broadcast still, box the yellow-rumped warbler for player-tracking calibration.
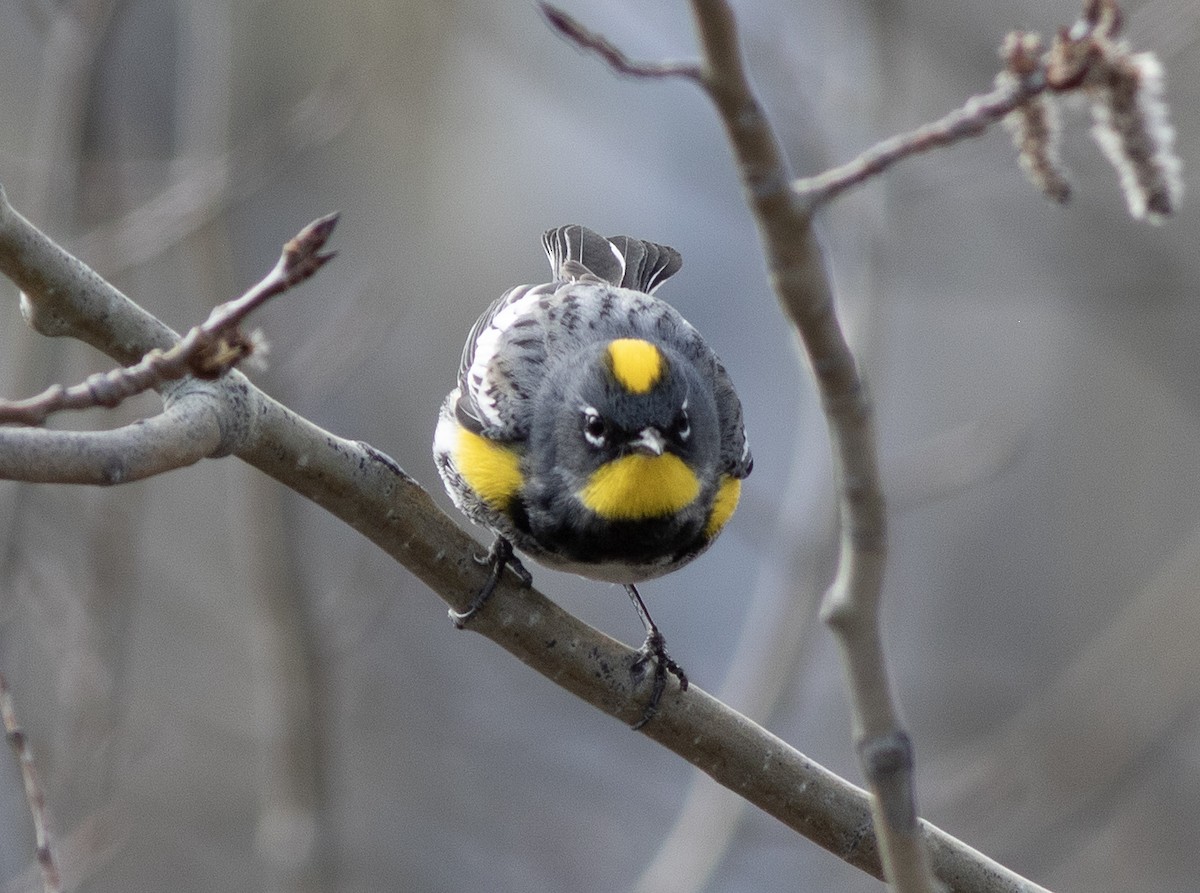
[434,225,752,726]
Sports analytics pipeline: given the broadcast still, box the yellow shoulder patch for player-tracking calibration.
[704,474,742,539]
[579,453,700,521]
[607,338,664,395]
[454,426,524,510]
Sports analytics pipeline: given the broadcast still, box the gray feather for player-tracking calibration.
[543,225,681,294]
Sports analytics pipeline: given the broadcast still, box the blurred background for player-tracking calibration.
[1,0,1199,890]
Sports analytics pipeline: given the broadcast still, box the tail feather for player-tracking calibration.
[610,234,682,294]
[543,225,681,294]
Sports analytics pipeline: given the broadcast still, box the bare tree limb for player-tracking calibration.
[2,806,126,893]
[0,0,1183,889]
[635,445,836,893]
[0,181,1055,891]
[1,673,62,893]
[542,0,1183,887]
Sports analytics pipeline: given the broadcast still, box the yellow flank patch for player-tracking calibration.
[704,475,742,539]
[607,338,664,394]
[579,453,700,521]
[454,426,524,510]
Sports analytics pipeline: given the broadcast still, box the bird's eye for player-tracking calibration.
[672,408,690,443]
[582,408,608,447]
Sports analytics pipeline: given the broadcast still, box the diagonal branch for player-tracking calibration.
[791,77,1041,207]
[0,182,1054,891]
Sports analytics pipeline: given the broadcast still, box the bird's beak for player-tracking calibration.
[630,427,666,457]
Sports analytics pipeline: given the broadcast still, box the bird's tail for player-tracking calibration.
[542,224,682,294]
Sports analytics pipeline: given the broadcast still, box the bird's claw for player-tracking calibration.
[450,537,531,628]
[629,629,688,730]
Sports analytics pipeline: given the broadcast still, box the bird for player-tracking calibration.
[434,224,752,727]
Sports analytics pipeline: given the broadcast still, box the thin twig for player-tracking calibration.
[1,673,63,893]
[0,213,338,426]
[792,76,1041,207]
[0,0,124,576]
[539,2,703,81]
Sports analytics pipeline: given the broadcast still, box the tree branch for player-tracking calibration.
[540,0,1183,886]
[0,180,1053,891]
[544,1,935,890]
[539,4,702,80]
[1,673,62,893]
[690,1,932,889]
[792,75,1041,207]
[0,0,1182,888]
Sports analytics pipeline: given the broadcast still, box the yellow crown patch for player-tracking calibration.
[579,453,699,521]
[607,338,664,395]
